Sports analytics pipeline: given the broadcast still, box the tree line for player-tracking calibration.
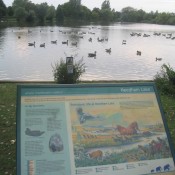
[1,0,175,25]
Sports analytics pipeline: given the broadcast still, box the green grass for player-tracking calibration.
[0,83,174,175]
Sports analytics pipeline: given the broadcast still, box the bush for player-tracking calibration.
[52,58,86,84]
[154,64,175,96]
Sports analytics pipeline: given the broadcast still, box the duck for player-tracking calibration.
[88,51,97,58]
[156,57,162,61]
[40,43,45,47]
[62,40,68,45]
[51,40,57,44]
[105,48,111,54]
[28,29,32,33]
[28,41,35,46]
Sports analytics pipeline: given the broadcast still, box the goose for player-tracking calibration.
[28,41,35,46]
[62,40,68,45]
[122,40,126,44]
[88,37,92,42]
[136,50,141,56]
[88,51,96,58]
[71,42,77,47]
[156,57,162,61]
[105,48,111,54]
[51,40,57,44]
[40,43,45,47]
[97,37,104,42]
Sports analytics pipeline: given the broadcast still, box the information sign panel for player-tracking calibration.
[16,83,175,175]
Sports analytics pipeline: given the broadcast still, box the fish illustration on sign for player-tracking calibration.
[25,128,45,137]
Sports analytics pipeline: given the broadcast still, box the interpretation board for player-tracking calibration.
[16,83,175,175]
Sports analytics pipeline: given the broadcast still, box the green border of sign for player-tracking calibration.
[16,82,175,175]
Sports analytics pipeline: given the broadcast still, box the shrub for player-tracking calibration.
[52,58,86,84]
[154,64,175,96]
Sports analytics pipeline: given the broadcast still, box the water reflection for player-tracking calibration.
[0,23,175,81]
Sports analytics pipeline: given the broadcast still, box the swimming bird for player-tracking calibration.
[88,37,92,42]
[40,43,45,47]
[136,50,141,56]
[122,40,126,44]
[156,57,162,61]
[71,42,77,47]
[51,40,57,44]
[28,41,35,47]
[105,48,111,54]
[88,51,96,58]
[62,40,68,45]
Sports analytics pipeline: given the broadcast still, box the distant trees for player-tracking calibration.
[0,0,7,20]
[10,0,56,23]
[14,6,26,22]
[1,0,175,26]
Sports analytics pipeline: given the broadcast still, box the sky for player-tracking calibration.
[4,0,175,13]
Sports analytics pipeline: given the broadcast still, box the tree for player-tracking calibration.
[0,0,6,19]
[79,5,91,20]
[14,6,27,22]
[56,5,64,22]
[13,0,29,9]
[25,10,36,22]
[7,6,14,17]
[69,0,81,7]
[91,7,101,21]
[100,9,113,21]
[121,6,137,22]
[101,0,111,10]
[46,5,55,21]
[35,3,48,22]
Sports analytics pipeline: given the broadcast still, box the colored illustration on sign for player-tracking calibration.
[69,93,172,168]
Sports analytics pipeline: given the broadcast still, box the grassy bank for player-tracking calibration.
[0,82,175,175]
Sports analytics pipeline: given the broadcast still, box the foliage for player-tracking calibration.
[2,0,175,25]
[56,5,64,22]
[46,5,55,21]
[25,10,36,22]
[101,0,111,11]
[154,64,175,96]
[0,0,6,19]
[35,3,48,22]
[14,6,27,22]
[7,6,14,17]
[52,58,85,84]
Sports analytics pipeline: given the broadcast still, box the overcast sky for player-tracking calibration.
[4,0,175,13]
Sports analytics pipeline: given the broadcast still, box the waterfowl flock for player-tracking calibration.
[15,26,174,62]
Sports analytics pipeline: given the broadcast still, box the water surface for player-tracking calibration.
[0,23,175,81]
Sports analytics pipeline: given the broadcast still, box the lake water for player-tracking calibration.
[1,23,175,81]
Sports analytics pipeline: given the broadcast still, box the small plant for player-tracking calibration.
[154,64,175,96]
[52,58,86,84]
